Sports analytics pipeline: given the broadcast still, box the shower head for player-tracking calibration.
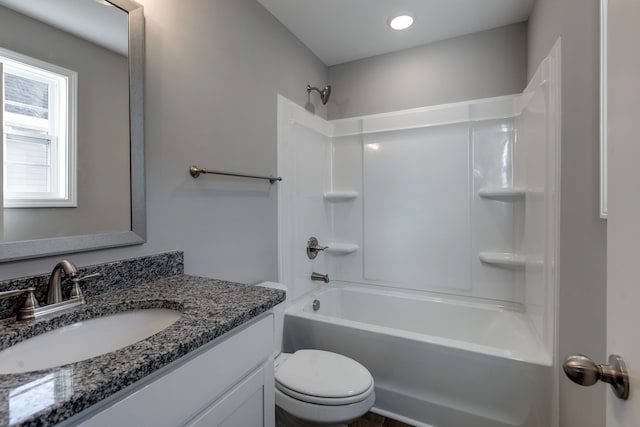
[307,84,331,104]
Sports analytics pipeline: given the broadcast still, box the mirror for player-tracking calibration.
[0,0,144,261]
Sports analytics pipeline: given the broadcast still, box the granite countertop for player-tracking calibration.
[0,275,285,427]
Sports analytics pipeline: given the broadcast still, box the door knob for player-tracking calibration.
[563,354,629,400]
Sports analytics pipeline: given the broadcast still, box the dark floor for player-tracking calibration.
[276,406,413,427]
[348,412,414,427]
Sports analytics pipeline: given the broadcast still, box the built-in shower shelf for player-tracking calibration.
[479,252,543,269]
[478,187,525,199]
[325,243,359,254]
[323,191,358,202]
[479,252,525,268]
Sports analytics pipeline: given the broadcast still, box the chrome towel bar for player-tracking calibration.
[189,165,282,184]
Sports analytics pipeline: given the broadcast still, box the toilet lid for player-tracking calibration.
[275,349,373,398]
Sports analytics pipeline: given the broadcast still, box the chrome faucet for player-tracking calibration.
[47,260,78,304]
[1,260,101,322]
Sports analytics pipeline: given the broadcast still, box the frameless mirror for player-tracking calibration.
[0,0,144,261]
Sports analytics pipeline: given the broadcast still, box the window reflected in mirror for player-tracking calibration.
[2,48,77,208]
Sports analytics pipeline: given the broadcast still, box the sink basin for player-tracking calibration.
[0,308,181,374]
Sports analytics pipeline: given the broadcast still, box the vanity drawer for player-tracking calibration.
[75,314,274,427]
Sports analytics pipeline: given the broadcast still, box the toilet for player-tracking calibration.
[258,282,375,426]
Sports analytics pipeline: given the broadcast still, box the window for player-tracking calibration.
[1,48,77,207]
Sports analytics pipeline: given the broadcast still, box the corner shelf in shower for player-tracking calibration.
[325,243,359,254]
[479,252,543,269]
[478,187,525,200]
[323,191,358,202]
[479,252,525,268]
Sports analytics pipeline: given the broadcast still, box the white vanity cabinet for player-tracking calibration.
[71,314,275,427]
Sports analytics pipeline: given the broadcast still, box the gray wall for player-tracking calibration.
[528,1,607,426]
[327,22,528,119]
[0,5,130,241]
[0,0,327,281]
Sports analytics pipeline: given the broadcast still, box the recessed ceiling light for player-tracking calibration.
[389,14,414,31]
[95,0,112,6]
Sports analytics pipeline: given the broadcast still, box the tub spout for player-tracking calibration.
[311,272,330,283]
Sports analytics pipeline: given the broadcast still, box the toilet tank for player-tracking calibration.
[257,281,287,356]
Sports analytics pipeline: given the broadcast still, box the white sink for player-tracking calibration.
[0,308,182,374]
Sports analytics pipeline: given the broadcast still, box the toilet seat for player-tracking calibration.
[276,379,375,405]
[275,349,373,398]
[274,349,375,423]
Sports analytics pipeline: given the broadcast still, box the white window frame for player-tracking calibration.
[1,47,77,208]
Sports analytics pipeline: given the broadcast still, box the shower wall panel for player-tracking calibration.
[515,42,561,356]
[362,124,473,292]
[355,119,520,299]
[277,96,332,300]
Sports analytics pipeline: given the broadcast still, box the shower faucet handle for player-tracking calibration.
[306,237,328,259]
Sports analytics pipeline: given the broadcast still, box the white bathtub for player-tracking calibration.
[282,286,552,427]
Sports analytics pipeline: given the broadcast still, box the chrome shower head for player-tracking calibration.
[307,84,331,104]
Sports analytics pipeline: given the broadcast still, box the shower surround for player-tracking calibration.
[277,43,560,427]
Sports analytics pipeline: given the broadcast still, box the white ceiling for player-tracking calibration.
[0,0,128,56]
[257,0,535,66]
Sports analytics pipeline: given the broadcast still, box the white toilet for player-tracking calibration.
[259,282,375,426]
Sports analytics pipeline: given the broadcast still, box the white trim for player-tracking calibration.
[330,93,521,137]
[68,61,78,209]
[0,47,76,83]
[285,93,524,140]
[548,39,562,427]
[600,0,608,219]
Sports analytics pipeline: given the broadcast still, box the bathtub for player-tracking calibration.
[282,286,552,427]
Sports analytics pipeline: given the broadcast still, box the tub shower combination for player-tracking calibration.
[278,45,560,427]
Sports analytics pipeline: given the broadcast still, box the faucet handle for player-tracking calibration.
[307,237,329,259]
[70,273,102,301]
[0,287,40,321]
[0,287,36,301]
[17,288,40,322]
[76,273,101,282]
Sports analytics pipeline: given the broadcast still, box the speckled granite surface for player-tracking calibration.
[0,252,184,320]
[0,275,285,427]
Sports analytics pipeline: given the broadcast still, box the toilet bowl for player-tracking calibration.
[258,282,375,426]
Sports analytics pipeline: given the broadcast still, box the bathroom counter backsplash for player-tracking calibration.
[0,273,285,427]
[0,251,185,321]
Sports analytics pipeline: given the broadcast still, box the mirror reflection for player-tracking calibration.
[0,0,130,242]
